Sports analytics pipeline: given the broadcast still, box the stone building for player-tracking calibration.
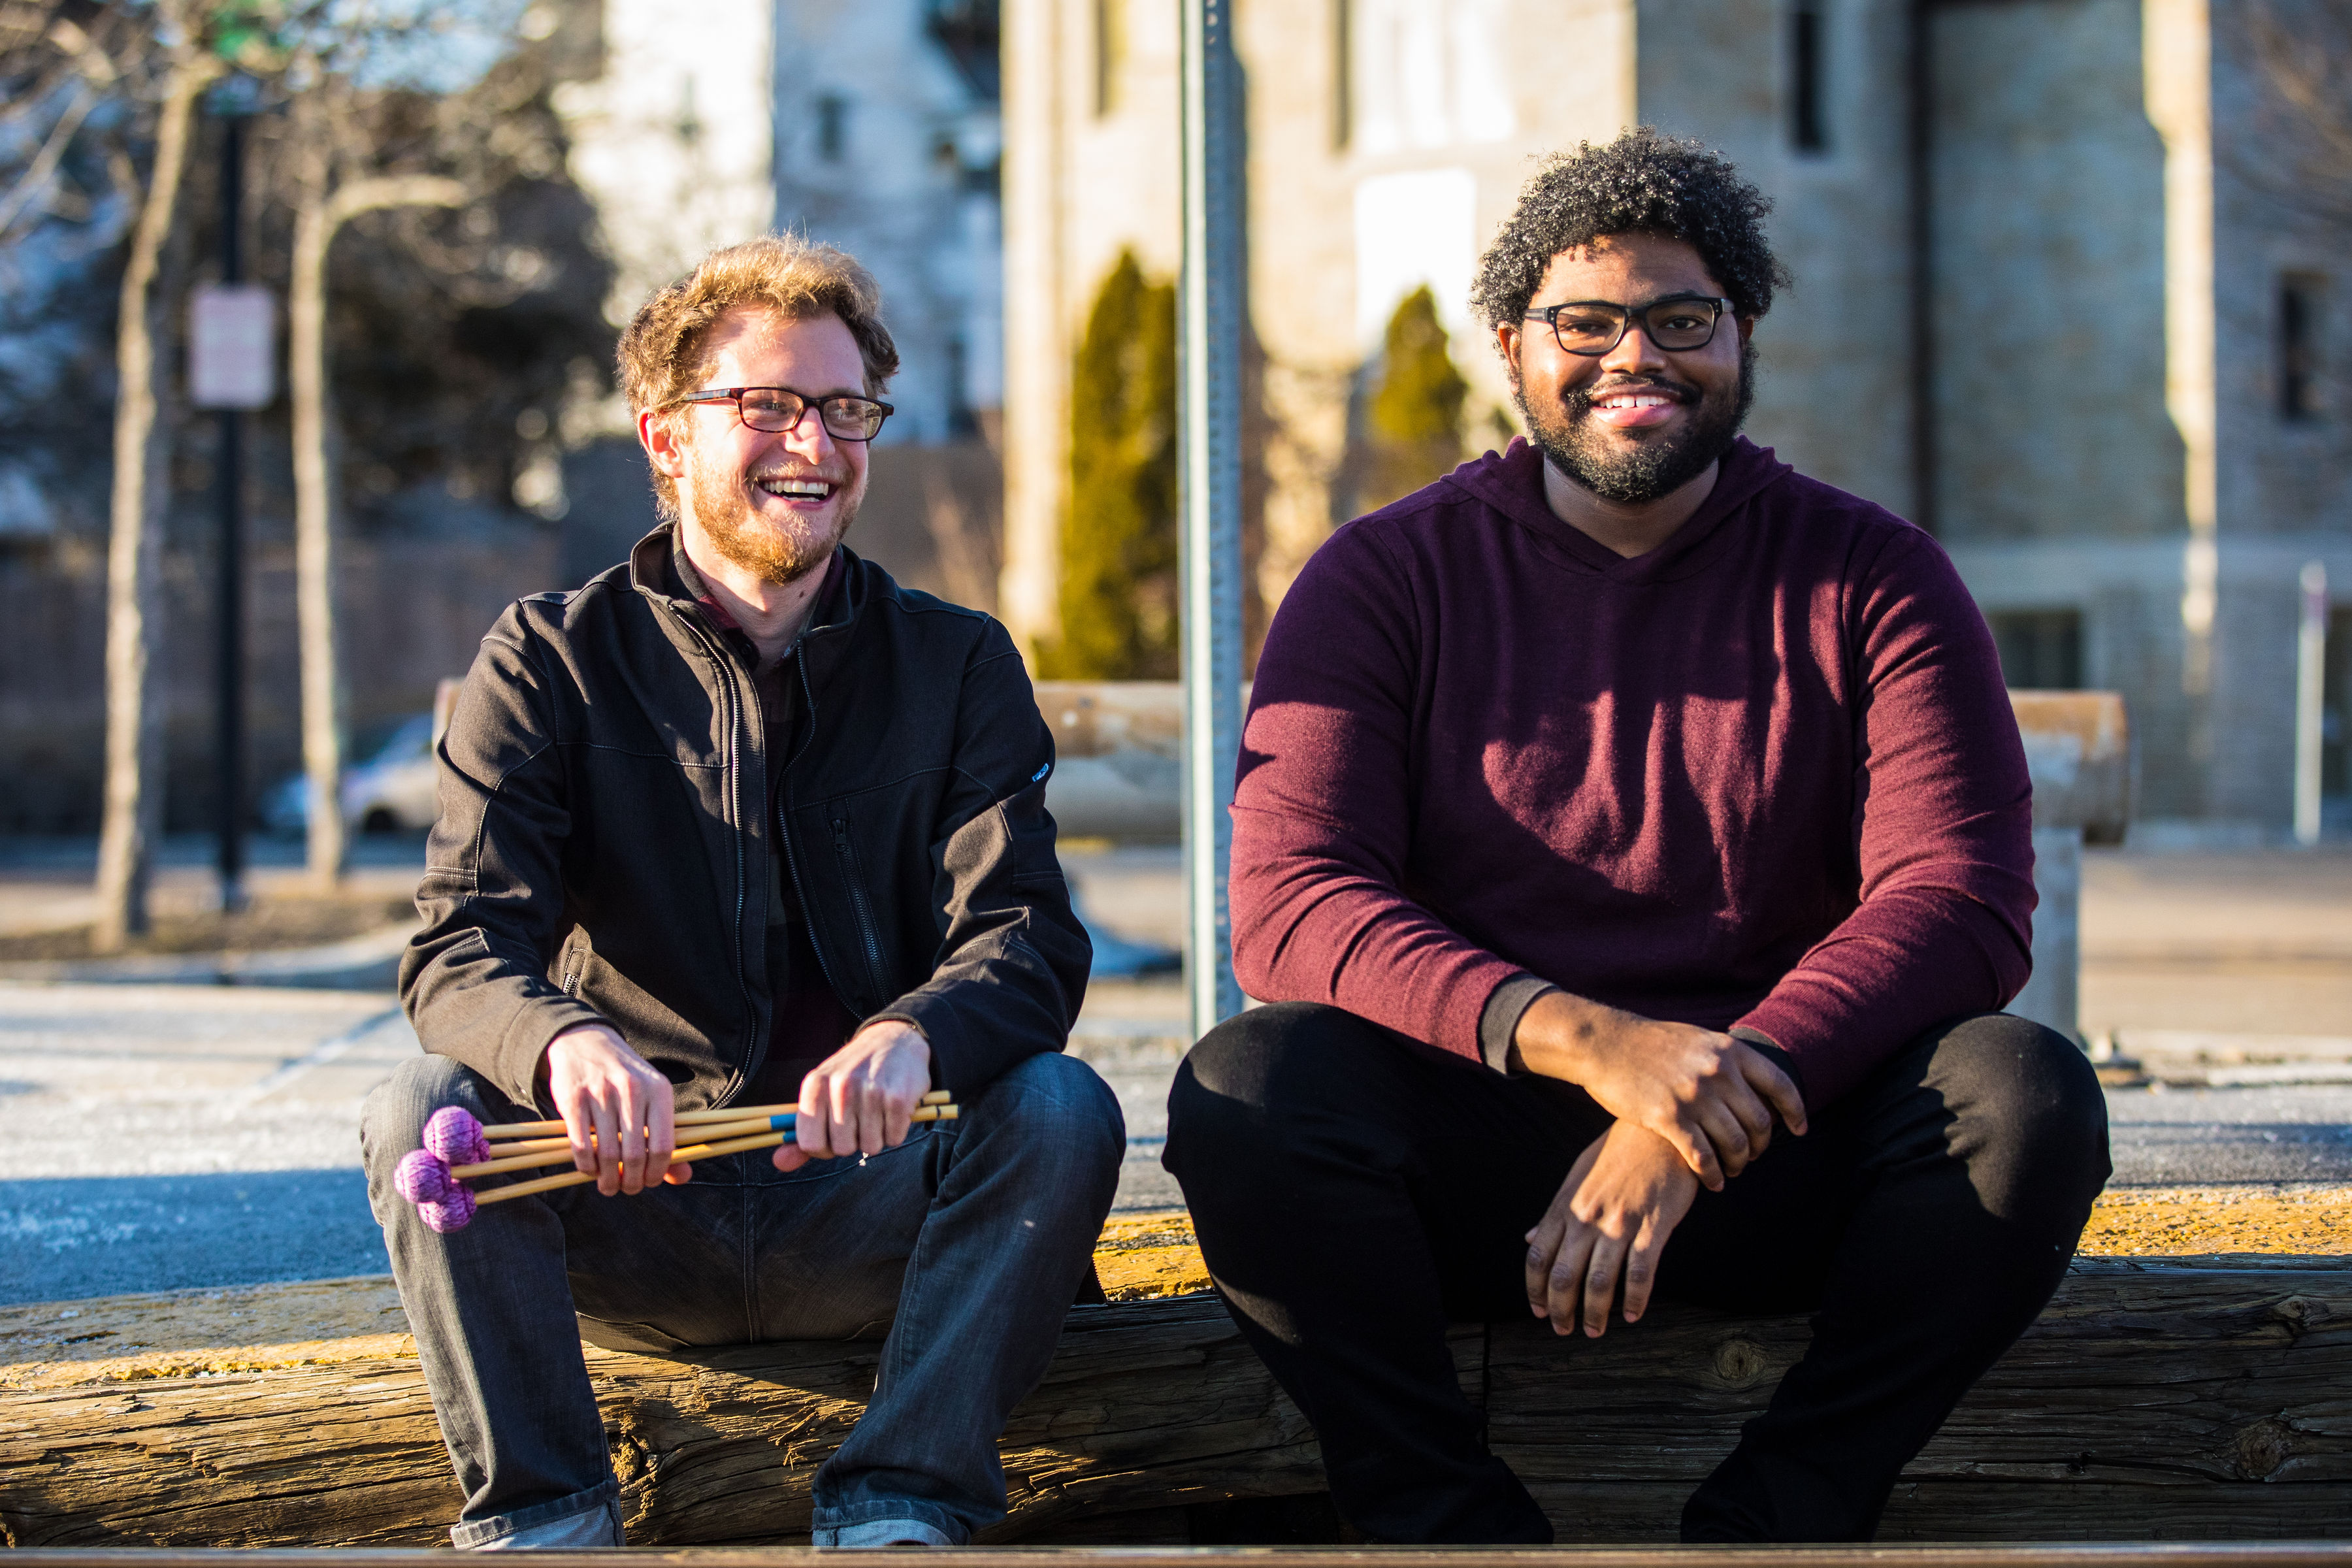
[1000,0,2352,833]
[551,0,1008,605]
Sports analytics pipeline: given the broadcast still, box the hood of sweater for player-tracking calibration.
[1437,434,1797,585]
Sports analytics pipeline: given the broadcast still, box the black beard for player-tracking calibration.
[1517,338,1757,506]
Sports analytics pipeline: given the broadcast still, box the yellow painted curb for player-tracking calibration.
[7,1189,2341,1388]
[2080,1184,2352,1255]
[1092,1186,2352,1304]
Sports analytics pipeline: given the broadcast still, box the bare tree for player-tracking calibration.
[289,167,462,886]
[91,7,221,952]
[2240,0,2352,221]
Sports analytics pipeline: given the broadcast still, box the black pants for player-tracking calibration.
[1164,1004,2110,1544]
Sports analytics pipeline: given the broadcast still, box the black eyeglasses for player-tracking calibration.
[1522,294,1733,356]
[679,386,894,442]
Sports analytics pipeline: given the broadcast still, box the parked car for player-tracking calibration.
[263,713,440,834]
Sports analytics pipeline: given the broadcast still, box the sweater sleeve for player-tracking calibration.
[1733,528,2038,1107]
[1230,523,1526,1063]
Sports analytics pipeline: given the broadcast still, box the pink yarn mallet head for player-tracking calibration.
[422,1105,490,1166]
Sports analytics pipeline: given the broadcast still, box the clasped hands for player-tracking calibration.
[1512,992,1806,1340]
[539,1019,933,1196]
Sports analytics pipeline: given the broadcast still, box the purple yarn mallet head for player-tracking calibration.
[393,1147,480,1232]
[395,1147,455,1204]
[417,1187,478,1232]
[423,1105,491,1166]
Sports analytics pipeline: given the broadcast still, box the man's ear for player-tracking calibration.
[1495,323,1524,389]
[1736,315,1756,346]
[640,407,687,480]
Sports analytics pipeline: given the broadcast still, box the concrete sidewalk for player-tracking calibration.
[0,833,429,939]
[0,839,2344,1306]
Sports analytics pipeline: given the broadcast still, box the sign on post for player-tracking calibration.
[189,284,276,410]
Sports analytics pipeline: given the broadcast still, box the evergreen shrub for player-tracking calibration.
[1037,250,1179,679]
[1360,284,1469,512]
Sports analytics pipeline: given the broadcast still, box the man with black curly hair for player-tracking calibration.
[1165,130,2110,1544]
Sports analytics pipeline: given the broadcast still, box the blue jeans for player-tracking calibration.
[362,1051,1124,1547]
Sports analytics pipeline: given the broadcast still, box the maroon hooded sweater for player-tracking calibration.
[1230,436,2036,1110]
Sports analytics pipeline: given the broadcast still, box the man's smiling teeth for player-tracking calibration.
[757,476,832,498]
[1597,393,1674,409]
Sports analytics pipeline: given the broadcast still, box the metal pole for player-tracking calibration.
[2294,559,2327,847]
[1179,0,1246,1037]
[215,110,249,913]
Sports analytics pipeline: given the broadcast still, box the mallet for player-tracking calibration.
[468,1090,953,1144]
[393,1099,960,1233]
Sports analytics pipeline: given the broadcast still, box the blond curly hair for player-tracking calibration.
[617,236,901,519]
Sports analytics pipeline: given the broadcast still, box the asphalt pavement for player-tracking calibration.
[0,985,415,1303]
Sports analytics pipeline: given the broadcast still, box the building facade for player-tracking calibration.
[550,0,1009,604]
[554,0,1003,444]
[1000,0,2352,832]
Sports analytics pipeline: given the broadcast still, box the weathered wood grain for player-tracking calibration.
[3,1262,2345,1548]
[1478,1260,2352,1540]
[8,1550,2352,1568]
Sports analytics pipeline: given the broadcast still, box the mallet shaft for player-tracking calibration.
[461,1105,961,1183]
[481,1089,951,1141]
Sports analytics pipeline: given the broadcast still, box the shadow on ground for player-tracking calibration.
[1,1169,387,1306]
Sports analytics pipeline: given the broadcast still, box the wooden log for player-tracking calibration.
[2009,690,2131,843]
[1032,683,2134,843]
[3,1260,2346,1548]
[1483,1257,2352,1541]
[8,1551,2352,1568]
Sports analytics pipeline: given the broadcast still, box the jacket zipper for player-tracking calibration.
[830,815,890,1000]
[674,613,757,1102]
[778,648,855,1010]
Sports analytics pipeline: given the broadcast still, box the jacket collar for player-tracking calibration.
[1441,434,1792,583]
[628,524,861,647]
[627,525,875,727]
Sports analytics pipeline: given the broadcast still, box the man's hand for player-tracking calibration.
[777,1021,933,1171]
[1525,1122,1698,1337]
[543,1023,690,1196]
[1513,992,1805,1190]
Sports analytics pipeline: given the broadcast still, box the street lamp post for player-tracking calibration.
[189,80,269,911]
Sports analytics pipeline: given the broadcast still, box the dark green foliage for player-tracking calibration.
[1038,250,1178,680]
[1360,285,1467,512]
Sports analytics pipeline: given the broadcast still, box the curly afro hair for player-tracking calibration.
[1469,129,1791,339]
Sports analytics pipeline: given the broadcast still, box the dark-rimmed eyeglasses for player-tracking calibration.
[1522,294,1733,357]
[679,386,894,442]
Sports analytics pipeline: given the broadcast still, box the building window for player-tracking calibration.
[2326,607,2351,800]
[1989,608,2083,690]
[1331,0,1350,152]
[2281,272,2326,423]
[816,95,849,163]
[1345,0,1515,155]
[1094,0,1123,116]
[946,334,977,438]
[1790,0,1827,153]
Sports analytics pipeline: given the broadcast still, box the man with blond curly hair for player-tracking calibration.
[363,237,1121,1550]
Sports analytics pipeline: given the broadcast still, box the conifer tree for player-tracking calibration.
[1360,284,1468,513]
[1038,250,1178,679]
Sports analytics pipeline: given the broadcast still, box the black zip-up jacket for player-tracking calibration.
[399,527,1091,1113]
